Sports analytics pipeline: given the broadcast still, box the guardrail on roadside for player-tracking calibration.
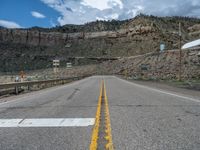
[0,75,89,96]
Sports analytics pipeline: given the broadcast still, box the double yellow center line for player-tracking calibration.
[90,80,114,150]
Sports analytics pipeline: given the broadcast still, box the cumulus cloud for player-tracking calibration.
[0,20,22,28]
[81,0,123,10]
[31,11,46,18]
[40,0,200,25]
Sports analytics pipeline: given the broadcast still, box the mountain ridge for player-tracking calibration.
[0,14,200,72]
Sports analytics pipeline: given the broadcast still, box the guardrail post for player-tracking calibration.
[15,86,19,94]
[27,84,30,91]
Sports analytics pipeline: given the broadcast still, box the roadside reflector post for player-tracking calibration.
[15,76,20,94]
[27,84,30,91]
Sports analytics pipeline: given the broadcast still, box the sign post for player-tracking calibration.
[53,60,60,77]
[179,22,182,81]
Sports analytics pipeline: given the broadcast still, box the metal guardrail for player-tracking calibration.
[0,75,89,96]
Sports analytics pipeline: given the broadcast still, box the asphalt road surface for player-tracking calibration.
[0,76,200,150]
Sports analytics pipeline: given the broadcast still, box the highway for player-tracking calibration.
[0,76,200,150]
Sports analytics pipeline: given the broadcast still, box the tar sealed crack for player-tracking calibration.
[67,88,80,100]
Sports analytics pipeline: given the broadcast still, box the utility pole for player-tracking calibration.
[178,22,182,81]
[125,48,129,79]
[125,26,129,79]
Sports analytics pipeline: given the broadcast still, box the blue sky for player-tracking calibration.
[0,0,59,27]
[0,0,59,28]
[0,0,200,28]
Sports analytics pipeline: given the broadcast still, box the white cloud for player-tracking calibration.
[0,20,22,28]
[81,0,123,10]
[41,0,123,25]
[105,13,119,20]
[96,13,119,21]
[50,18,56,27]
[31,11,46,18]
[96,17,106,21]
[81,0,110,10]
[40,0,200,25]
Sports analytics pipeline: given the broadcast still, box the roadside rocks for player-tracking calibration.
[102,49,200,80]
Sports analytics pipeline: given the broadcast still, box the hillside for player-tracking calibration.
[1,14,200,72]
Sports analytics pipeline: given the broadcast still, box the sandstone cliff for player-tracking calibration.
[0,15,200,72]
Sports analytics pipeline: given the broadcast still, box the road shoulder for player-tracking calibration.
[125,78,200,100]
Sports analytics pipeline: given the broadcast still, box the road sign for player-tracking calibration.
[66,62,72,68]
[53,60,60,74]
[53,60,60,67]
[160,44,165,52]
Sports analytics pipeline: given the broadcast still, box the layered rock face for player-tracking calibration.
[0,25,156,47]
[0,24,163,72]
[0,29,66,46]
[0,15,200,72]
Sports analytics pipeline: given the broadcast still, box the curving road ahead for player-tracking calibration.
[0,76,199,150]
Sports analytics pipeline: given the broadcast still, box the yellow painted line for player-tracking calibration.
[104,81,114,150]
[90,80,103,150]
[90,80,114,150]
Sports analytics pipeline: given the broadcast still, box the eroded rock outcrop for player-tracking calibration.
[1,15,200,72]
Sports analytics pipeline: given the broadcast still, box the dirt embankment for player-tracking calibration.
[101,49,200,80]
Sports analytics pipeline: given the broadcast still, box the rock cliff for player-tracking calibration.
[1,15,200,72]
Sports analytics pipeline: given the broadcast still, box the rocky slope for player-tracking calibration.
[0,64,97,83]
[1,14,200,72]
[101,49,200,80]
